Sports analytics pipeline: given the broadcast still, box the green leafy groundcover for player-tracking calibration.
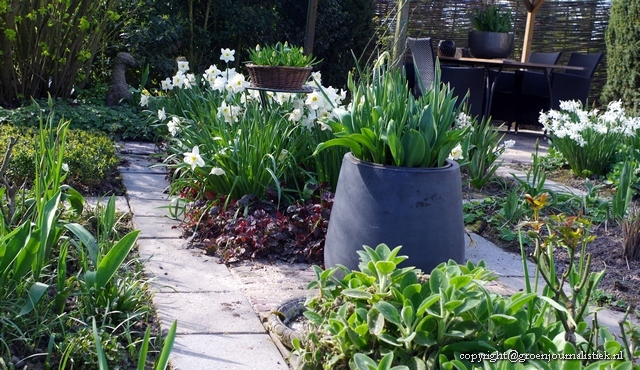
[293,244,639,370]
[0,124,120,193]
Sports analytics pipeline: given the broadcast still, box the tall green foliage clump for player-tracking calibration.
[0,0,124,107]
[601,0,640,115]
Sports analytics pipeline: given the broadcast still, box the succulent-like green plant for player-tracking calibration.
[294,242,640,369]
[247,41,320,67]
[470,4,512,33]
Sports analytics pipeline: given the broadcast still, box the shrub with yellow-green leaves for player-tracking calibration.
[0,125,118,189]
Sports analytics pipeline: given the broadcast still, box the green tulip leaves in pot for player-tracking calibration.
[315,52,472,274]
[315,52,471,168]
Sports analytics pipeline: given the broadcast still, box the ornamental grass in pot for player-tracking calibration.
[315,52,472,272]
[468,4,514,59]
[246,41,320,90]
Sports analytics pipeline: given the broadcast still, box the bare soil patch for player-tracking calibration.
[464,166,640,312]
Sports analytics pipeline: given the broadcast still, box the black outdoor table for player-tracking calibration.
[438,56,585,121]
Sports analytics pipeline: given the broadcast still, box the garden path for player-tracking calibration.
[110,128,628,369]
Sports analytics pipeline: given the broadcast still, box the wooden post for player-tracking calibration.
[521,9,537,62]
[520,0,545,62]
[304,0,319,56]
[393,0,409,68]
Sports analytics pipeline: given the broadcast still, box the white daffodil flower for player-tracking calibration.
[228,73,248,94]
[172,71,186,89]
[161,77,173,91]
[205,64,222,79]
[220,48,235,63]
[210,167,225,176]
[167,116,180,136]
[288,108,303,122]
[212,76,226,92]
[305,91,324,111]
[139,94,149,107]
[184,146,205,170]
[449,144,463,161]
[177,60,189,73]
[158,108,166,121]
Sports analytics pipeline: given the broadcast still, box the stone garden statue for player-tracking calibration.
[106,52,136,106]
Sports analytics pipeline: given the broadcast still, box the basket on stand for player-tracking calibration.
[246,64,312,90]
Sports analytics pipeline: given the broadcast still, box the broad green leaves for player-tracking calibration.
[314,53,470,168]
[296,244,640,369]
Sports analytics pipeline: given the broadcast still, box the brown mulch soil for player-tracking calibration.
[463,167,640,312]
[72,161,127,197]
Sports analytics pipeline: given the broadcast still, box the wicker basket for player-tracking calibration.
[246,64,312,90]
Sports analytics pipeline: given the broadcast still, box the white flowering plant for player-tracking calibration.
[142,49,347,201]
[539,100,640,177]
[314,53,471,168]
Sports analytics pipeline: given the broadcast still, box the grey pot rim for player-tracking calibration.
[345,152,457,173]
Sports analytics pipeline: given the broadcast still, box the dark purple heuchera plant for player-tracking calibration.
[180,186,333,265]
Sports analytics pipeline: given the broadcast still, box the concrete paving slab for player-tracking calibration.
[133,216,183,239]
[136,237,190,259]
[120,154,168,174]
[118,141,160,155]
[127,190,171,201]
[127,198,182,218]
[122,172,170,196]
[465,232,535,277]
[153,292,265,334]
[229,261,317,317]
[137,239,240,293]
[498,129,548,165]
[169,333,288,370]
[495,166,587,197]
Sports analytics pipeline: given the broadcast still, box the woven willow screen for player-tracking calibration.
[373,0,610,103]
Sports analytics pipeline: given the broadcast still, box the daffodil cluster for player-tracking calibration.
[147,49,345,136]
[539,100,640,177]
[540,100,640,147]
[143,47,348,201]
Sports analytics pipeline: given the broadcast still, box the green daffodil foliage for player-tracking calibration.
[314,52,472,168]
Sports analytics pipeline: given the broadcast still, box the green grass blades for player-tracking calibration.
[93,318,109,370]
[154,320,177,370]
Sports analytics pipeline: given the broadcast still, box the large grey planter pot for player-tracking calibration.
[324,153,465,273]
[468,30,514,59]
